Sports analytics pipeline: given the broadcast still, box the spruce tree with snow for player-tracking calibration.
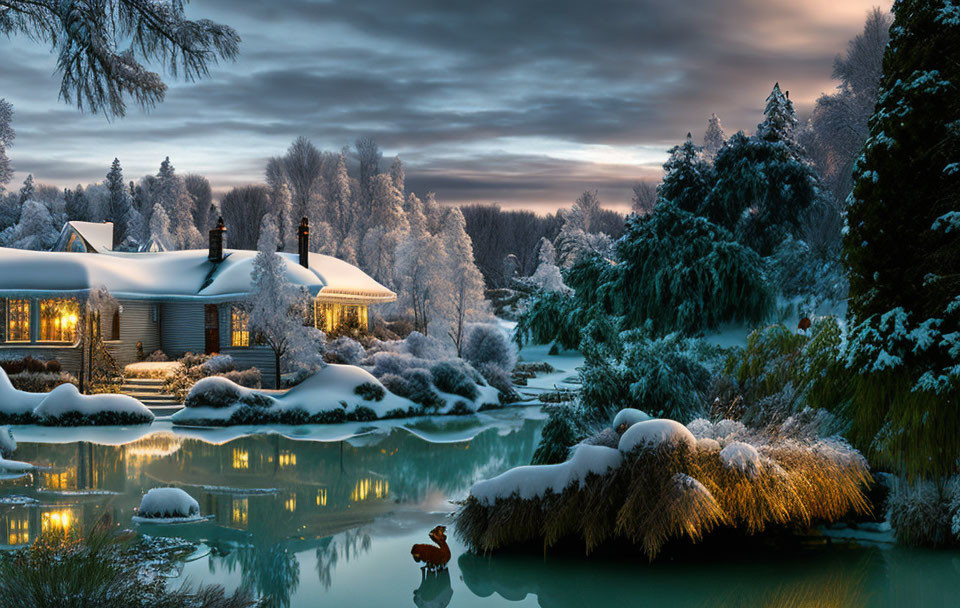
[2,198,59,250]
[396,195,446,335]
[326,152,356,257]
[439,207,488,355]
[702,113,726,161]
[361,174,407,285]
[65,184,89,221]
[154,158,202,249]
[18,174,34,205]
[105,158,133,247]
[0,99,13,192]
[555,191,613,267]
[248,215,311,389]
[657,133,715,213]
[757,83,799,148]
[527,238,571,295]
[839,0,960,481]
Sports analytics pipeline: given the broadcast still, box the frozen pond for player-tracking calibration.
[2,407,960,607]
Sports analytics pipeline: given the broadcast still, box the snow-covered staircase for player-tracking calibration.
[120,377,182,416]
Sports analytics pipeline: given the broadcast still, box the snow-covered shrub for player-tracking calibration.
[612,408,651,433]
[185,377,256,409]
[401,331,449,360]
[354,382,385,402]
[145,350,168,362]
[325,336,367,365]
[369,352,424,378]
[219,367,261,389]
[401,368,443,410]
[0,426,15,458]
[462,323,517,374]
[379,374,412,400]
[456,418,872,559]
[889,477,960,548]
[476,362,518,404]
[201,354,235,375]
[136,487,200,520]
[430,360,481,400]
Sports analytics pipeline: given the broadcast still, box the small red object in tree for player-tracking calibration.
[798,317,812,332]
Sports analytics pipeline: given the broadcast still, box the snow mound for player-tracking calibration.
[612,408,651,432]
[686,418,715,439]
[618,419,696,453]
[713,419,746,441]
[696,437,721,453]
[719,441,762,477]
[135,487,201,522]
[0,426,15,457]
[470,444,623,506]
[0,367,46,416]
[32,383,154,422]
[280,364,412,417]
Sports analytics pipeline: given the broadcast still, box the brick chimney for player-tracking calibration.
[297,217,309,268]
[209,217,226,263]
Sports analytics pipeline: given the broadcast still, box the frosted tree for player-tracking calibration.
[3,199,59,250]
[148,203,172,250]
[389,156,405,194]
[658,133,714,213]
[18,174,34,204]
[283,137,323,224]
[528,238,572,295]
[439,207,487,355]
[155,158,202,249]
[265,156,293,249]
[702,113,726,161]
[0,99,13,191]
[757,83,799,148]
[105,158,132,247]
[0,0,239,118]
[325,152,356,256]
[184,174,212,232]
[355,136,382,206]
[360,173,407,283]
[309,219,337,256]
[555,192,614,267]
[247,215,311,389]
[630,181,657,216]
[396,196,446,334]
[65,185,89,221]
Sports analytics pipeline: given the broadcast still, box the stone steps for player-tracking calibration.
[120,376,182,416]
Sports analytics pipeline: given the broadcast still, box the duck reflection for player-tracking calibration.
[413,568,453,608]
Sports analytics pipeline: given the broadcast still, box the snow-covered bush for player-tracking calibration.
[219,367,261,389]
[324,336,366,365]
[462,323,517,375]
[399,368,443,410]
[136,487,200,521]
[184,377,274,409]
[456,416,871,559]
[430,360,481,401]
[354,382,385,402]
[889,477,960,548]
[144,350,168,362]
[476,362,518,404]
[201,354,235,375]
[612,408,651,433]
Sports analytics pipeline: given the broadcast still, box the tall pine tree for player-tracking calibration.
[657,133,714,213]
[840,0,960,479]
[106,158,132,247]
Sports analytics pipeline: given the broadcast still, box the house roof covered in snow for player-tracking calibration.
[0,247,397,303]
[52,221,115,253]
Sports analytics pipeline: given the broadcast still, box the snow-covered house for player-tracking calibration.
[0,220,395,388]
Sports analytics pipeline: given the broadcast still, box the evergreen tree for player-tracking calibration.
[18,174,34,204]
[65,184,89,221]
[389,155,405,194]
[155,157,201,249]
[439,207,487,355]
[105,158,132,247]
[757,82,799,148]
[0,99,13,192]
[657,133,715,213]
[148,202,172,250]
[702,113,726,160]
[840,0,960,479]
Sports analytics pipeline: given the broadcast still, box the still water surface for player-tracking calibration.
[1,407,959,607]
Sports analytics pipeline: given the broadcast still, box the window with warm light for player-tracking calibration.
[314,301,368,334]
[6,298,30,342]
[232,448,249,469]
[38,298,79,342]
[41,509,75,533]
[231,306,250,347]
[7,517,29,545]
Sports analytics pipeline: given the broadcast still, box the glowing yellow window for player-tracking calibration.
[38,298,79,343]
[7,517,29,545]
[6,299,30,342]
[231,306,250,347]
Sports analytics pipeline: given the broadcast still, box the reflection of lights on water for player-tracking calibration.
[278,450,296,467]
[232,448,249,470]
[316,489,327,507]
[7,517,29,545]
[350,478,388,502]
[41,509,76,533]
[285,493,297,512]
[232,498,248,527]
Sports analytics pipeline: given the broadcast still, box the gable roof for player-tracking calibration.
[0,247,396,303]
[52,221,115,253]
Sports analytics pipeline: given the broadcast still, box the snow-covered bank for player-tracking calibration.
[170,364,501,427]
[0,368,153,426]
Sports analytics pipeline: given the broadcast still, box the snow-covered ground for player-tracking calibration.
[499,319,584,398]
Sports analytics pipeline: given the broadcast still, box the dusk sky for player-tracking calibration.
[2,0,891,213]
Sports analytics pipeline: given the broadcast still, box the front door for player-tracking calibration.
[204,304,220,354]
